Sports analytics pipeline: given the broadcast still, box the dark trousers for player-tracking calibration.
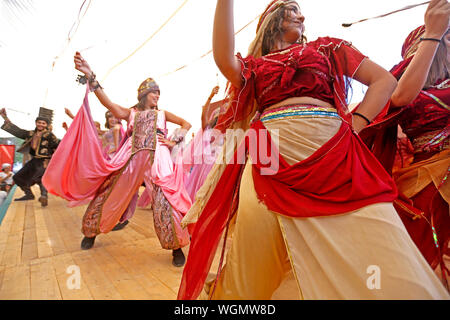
[13,157,47,197]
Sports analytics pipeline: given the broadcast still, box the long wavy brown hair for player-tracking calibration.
[425,30,450,88]
[261,4,307,56]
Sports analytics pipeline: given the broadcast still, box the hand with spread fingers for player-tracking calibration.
[423,0,450,39]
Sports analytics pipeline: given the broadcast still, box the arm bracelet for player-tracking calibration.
[171,128,188,144]
[353,112,371,125]
[76,73,103,91]
[419,37,441,43]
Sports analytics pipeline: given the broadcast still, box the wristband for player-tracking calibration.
[419,37,441,43]
[353,112,371,125]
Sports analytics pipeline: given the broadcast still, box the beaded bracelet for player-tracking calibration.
[76,73,103,91]
[171,135,184,144]
[90,80,103,92]
[353,112,371,125]
[171,128,188,144]
[87,73,103,91]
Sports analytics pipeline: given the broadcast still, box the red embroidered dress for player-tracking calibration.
[178,37,398,300]
[360,56,450,277]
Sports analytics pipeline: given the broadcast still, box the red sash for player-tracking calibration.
[178,120,398,300]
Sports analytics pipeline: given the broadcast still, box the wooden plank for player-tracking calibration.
[51,253,93,300]
[41,203,68,256]
[57,202,89,252]
[0,266,5,292]
[132,273,178,300]
[21,204,38,263]
[48,203,83,253]
[30,257,62,300]
[34,204,54,258]
[0,264,31,299]
[1,201,27,267]
[90,246,152,299]
[21,228,38,263]
[104,243,177,299]
[127,210,156,239]
[71,250,123,300]
[23,203,36,230]
[128,222,155,239]
[0,187,193,300]
[8,200,26,234]
[118,222,147,242]
[1,232,23,267]
[0,196,17,266]
[107,227,138,247]
[113,241,180,291]
[137,245,184,294]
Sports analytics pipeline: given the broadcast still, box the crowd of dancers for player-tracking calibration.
[1,0,449,299]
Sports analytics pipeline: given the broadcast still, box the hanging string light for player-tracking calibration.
[342,1,430,27]
[157,14,260,78]
[101,0,190,82]
[42,0,92,106]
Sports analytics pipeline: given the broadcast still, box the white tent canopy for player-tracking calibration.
[0,0,426,138]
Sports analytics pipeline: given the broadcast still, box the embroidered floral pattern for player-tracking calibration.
[132,109,158,154]
[152,185,180,250]
[82,166,124,237]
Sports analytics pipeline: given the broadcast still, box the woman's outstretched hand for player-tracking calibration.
[424,0,450,39]
[0,108,7,121]
[74,51,93,76]
[210,86,220,97]
[64,108,75,119]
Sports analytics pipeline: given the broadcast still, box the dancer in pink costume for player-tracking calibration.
[63,107,125,161]
[43,52,192,267]
[101,111,125,161]
[183,86,224,202]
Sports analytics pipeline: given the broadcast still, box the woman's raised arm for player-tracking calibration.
[391,0,450,106]
[352,59,398,133]
[74,52,131,120]
[213,0,243,89]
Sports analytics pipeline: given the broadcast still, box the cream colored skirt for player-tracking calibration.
[202,115,449,300]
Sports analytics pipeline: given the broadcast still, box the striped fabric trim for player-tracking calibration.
[260,105,339,123]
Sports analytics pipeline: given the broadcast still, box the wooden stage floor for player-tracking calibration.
[0,186,191,300]
[0,185,301,300]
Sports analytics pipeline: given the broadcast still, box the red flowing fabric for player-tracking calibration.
[395,183,450,269]
[178,120,398,300]
[251,120,398,216]
[43,85,131,206]
[178,37,392,300]
[359,28,450,287]
[177,146,245,300]
[360,55,450,174]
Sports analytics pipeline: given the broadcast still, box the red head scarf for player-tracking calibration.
[256,0,297,33]
[401,25,425,60]
[391,25,426,79]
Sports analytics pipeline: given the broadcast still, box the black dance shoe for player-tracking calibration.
[14,194,35,201]
[38,196,48,207]
[172,248,186,267]
[81,236,96,250]
[112,220,129,231]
